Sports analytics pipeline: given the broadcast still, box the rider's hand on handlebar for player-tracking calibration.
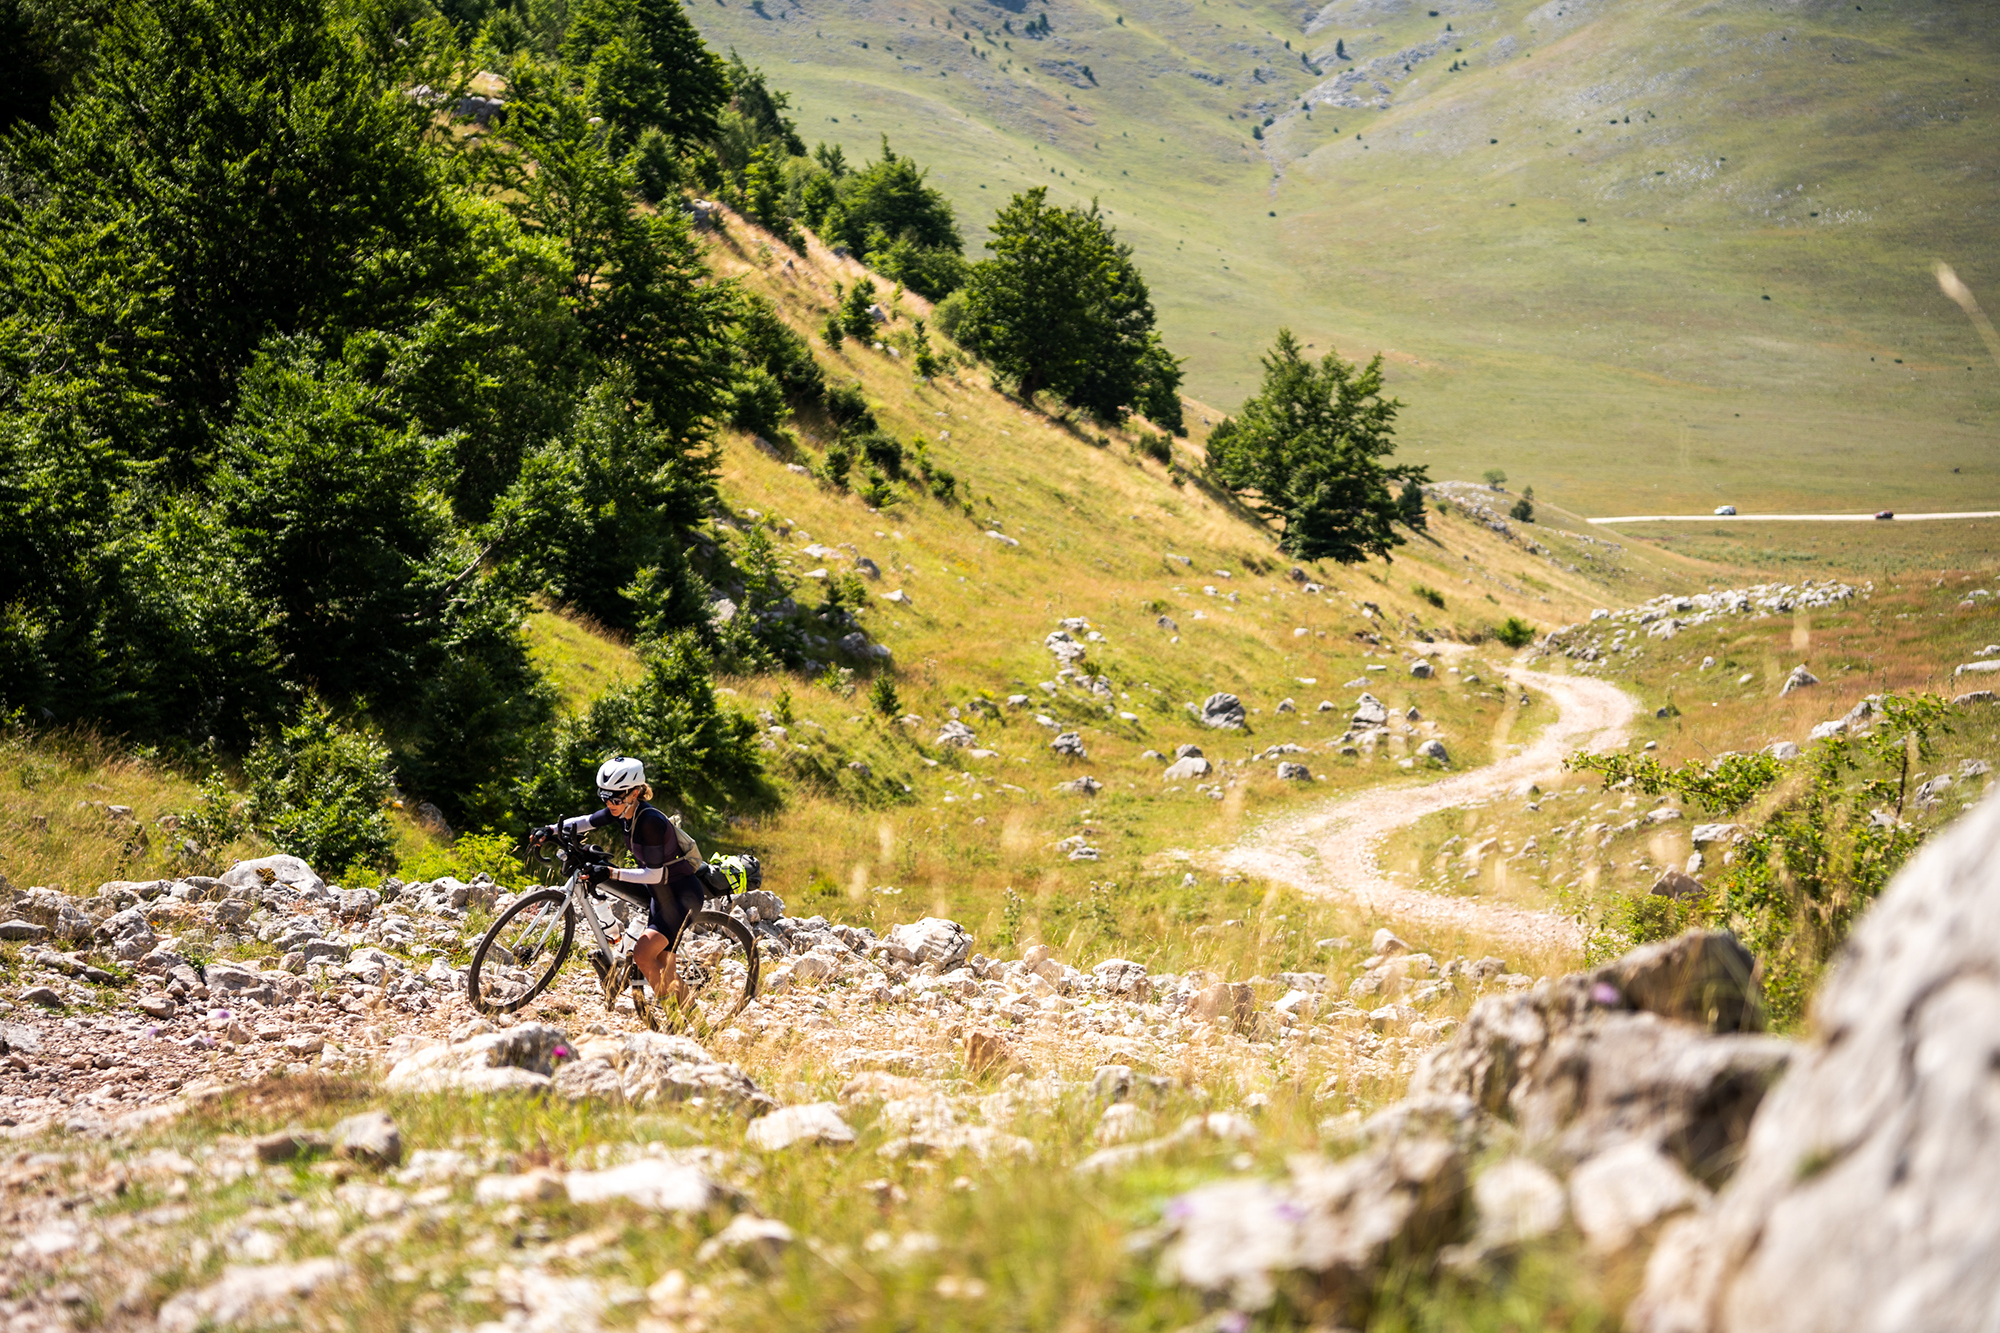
[528,823,557,846]
[583,863,611,888]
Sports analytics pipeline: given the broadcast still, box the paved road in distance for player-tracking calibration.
[1589,511,2000,525]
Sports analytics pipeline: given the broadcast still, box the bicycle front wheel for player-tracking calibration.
[469,888,576,1014]
[663,910,760,1037]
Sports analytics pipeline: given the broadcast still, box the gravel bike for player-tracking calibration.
[466,828,759,1036]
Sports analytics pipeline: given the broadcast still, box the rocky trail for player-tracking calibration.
[1221,664,1638,956]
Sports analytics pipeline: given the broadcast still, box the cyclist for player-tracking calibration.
[530,755,707,1009]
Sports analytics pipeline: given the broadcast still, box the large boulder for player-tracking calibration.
[93,905,157,961]
[1629,791,2000,1333]
[1408,930,1789,1179]
[1200,693,1246,729]
[550,1032,773,1114]
[1351,693,1389,728]
[384,1024,567,1094]
[882,917,971,970]
[1153,1136,1467,1320]
[220,854,326,898]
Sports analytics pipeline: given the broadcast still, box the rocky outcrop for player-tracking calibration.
[1146,929,1788,1323]
[1629,790,2000,1333]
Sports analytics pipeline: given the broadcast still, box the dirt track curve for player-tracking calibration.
[1220,665,1638,957]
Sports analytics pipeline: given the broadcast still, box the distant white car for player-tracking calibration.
[1714,505,1737,516]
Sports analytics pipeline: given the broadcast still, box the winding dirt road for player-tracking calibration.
[1220,666,1638,957]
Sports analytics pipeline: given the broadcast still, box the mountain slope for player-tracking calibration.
[692,0,2000,517]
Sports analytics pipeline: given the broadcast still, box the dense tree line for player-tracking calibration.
[0,0,786,859]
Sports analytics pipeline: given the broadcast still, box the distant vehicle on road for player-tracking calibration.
[1875,510,1895,520]
[1714,505,1736,516]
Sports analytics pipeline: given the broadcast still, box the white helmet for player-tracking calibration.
[595,755,646,801]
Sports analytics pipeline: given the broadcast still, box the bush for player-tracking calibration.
[1494,616,1536,648]
[825,380,875,431]
[728,365,791,437]
[174,771,252,875]
[1134,432,1171,464]
[399,830,529,887]
[855,429,904,479]
[1569,695,1953,1024]
[1482,468,1507,487]
[822,310,843,348]
[931,289,972,347]
[245,698,397,875]
[821,437,854,489]
[868,673,901,717]
[1510,496,1535,523]
[839,277,879,338]
[633,128,680,205]
[858,465,899,510]
[1414,584,1446,609]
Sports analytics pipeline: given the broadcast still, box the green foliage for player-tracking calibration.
[1414,584,1445,609]
[799,138,965,300]
[821,309,844,349]
[839,277,880,338]
[1493,616,1536,648]
[734,293,825,402]
[0,0,770,839]
[960,188,1180,424]
[868,673,901,718]
[1568,694,1954,1023]
[824,379,876,431]
[498,370,714,633]
[1398,480,1429,530]
[521,631,771,827]
[1133,432,1172,465]
[245,699,397,874]
[399,830,529,886]
[561,0,729,146]
[1482,468,1507,487]
[173,771,250,874]
[912,319,941,379]
[1206,329,1425,563]
[930,289,971,346]
[820,437,855,490]
[857,464,900,510]
[1510,496,1535,523]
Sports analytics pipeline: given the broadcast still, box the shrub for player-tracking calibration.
[174,771,251,875]
[839,277,879,338]
[1414,584,1446,609]
[1510,496,1535,523]
[245,698,397,875]
[868,673,901,717]
[931,289,972,347]
[825,380,875,431]
[1494,616,1536,648]
[633,127,680,204]
[1482,468,1507,487]
[822,310,844,348]
[855,430,904,479]
[1569,695,1953,1024]
[399,830,529,887]
[1134,432,1171,464]
[820,437,854,489]
[858,464,899,509]
[728,365,791,436]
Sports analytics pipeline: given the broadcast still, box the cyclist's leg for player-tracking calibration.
[634,928,670,994]
[640,879,697,1005]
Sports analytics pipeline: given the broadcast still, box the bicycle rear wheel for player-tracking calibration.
[469,888,575,1014]
[661,910,760,1038]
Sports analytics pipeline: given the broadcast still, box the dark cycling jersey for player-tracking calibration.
[556,801,700,887]
[557,800,706,943]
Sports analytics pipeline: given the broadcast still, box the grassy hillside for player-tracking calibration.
[691,0,2000,519]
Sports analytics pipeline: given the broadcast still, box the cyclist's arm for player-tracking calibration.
[556,808,615,836]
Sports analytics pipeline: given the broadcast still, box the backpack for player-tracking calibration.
[709,853,762,896]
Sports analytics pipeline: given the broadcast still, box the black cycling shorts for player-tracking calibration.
[647,875,705,946]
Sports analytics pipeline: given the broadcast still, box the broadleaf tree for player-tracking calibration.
[959,188,1181,428]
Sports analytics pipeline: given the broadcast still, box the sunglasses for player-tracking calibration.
[600,789,636,804]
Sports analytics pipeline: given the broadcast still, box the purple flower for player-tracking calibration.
[552,1045,571,1060]
[211,1009,232,1021]
[1590,982,1622,1006]
[1219,1312,1251,1333]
